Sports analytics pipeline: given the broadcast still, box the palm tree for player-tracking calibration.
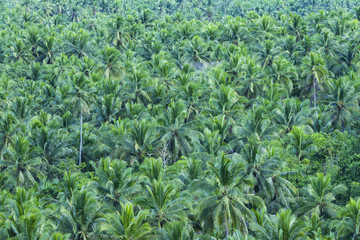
[272,98,311,133]
[254,40,281,69]
[269,57,297,96]
[295,173,346,218]
[239,136,296,211]
[182,36,210,65]
[92,158,140,206]
[315,31,339,57]
[336,198,360,240]
[322,78,360,132]
[37,36,60,64]
[287,13,306,41]
[68,72,96,165]
[3,188,44,240]
[250,209,308,240]
[98,46,122,79]
[0,136,41,186]
[121,64,152,105]
[157,100,197,163]
[234,107,278,142]
[136,179,189,227]
[107,16,130,49]
[5,38,32,63]
[287,125,313,160]
[194,153,265,237]
[0,112,18,154]
[238,56,264,100]
[101,203,152,240]
[301,52,328,108]
[208,84,244,116]
[115,120,160,164]
[65,30,94,58]
[28,122,71,171]
[94,94,121,124]
[50,189,107,240]
[309,109,333,133]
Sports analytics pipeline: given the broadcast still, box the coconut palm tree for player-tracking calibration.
[335,198,360,240]
[301,52,328,108]
[194,153,265,237]
[272,98,311,133]
[50,189,107,240]
[98,46,123,79]
[101,202,152,239]
[295,173,346,218]
[91,158,140,206]
[0,136,41,186]
[136,179,189,227]
[157,100,197,163]
[322,78,360,132]
[287,125,313,160]
[115,120,160,164]
[250,209,308,240]
[68,72,96,165]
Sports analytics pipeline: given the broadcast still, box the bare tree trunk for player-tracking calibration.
[79,109,83,166]
[225,214,229,237]
[313,77,317,108]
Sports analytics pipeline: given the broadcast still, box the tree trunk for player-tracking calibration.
[79,109,83,166]
[313,76,317,108]
[225,214,229,238]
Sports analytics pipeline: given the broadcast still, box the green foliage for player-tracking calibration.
[0,0,360,239]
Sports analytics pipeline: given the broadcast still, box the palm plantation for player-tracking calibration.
[1,0,360,239]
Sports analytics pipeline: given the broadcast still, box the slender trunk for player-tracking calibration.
[225,214,229,238]
[352,232,356,240]
[79,108,83,166]
[313,76,317,108]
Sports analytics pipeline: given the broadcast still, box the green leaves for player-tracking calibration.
[1,1,360,239]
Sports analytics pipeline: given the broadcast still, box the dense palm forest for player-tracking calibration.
[3,0,360,239]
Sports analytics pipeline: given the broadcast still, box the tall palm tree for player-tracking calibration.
[68,72,96,165]
[301,52,328,108]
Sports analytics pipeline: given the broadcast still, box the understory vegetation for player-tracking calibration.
[2,0,360,239]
